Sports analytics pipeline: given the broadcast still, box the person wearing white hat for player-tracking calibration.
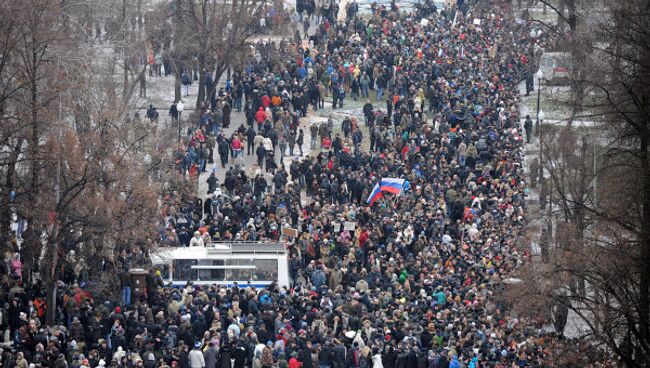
[189,231,204,247]
[188,342,205,368]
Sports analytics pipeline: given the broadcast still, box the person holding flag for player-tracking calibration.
[367,183,383,206]
[380,178,405,195]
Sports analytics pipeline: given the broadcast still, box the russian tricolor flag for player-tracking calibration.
[367,183,383,206]
[380,178,405,195]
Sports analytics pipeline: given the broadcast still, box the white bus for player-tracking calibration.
[150,242,290,289]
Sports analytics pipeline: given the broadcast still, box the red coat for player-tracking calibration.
[288,358,302,368]
[261,95,271,108]
[322,137,332,149]
[255,108,266,123]
[231,138,241,150]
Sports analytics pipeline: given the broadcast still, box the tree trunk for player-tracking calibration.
[195,1,208,110]
[206,63,228,108]
[173,0,182,104]
[175,70,181,103]
[565,0,583,127]
[139,72,147,98]
[0,140,22,253]
[196,65,206,109]
[122,0,128,101]
[639,132,650,355]
[44,240,59,325]
[28,38,40,251]
[137,0,142,33]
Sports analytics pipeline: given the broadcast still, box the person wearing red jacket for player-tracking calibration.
[255,107,266,131]
[261,94,271,108]
[288,352,302,368]
[231,136,242,158]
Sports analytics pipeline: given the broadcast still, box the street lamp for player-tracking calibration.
[535,70,544,136]
[538,110,545,183]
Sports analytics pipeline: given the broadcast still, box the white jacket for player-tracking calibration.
[188,349,205,368]
[371,354,384,368]
[189,236,204,247]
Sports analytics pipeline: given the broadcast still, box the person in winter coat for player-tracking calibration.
[10,253,22,281]
[189,232,204,247]
[169,102,179,123]
[191,314,207,337]
[256,143,267,169]
[217,344,232,368]
[70,317,85,345]
[300,346,313,368]
[110,326,126,354]
[189,343,205,368]
[222,102,232,128]
[15,352,28,368]
[311,266,326,289]
[287,130,297,156]
[261,342,274,368]
[288,351,302,368]
[218,139,230,168]
[246,126,257,155]
[182,72,192,97]
[318,342,334,367]
[296,130,304,156]
[371,350,383,368]
[230,136,242,158]
[381,346,396,368]
[255,107,267,131]
[233,342,247,367]
[448,354,460,368]
[310,123,319,149]
[331,342,346,368]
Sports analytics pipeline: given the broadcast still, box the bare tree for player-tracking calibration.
[0,0,164,322]
[510,1,650,365]
[172,0,270,108]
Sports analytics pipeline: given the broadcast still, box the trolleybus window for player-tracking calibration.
[253,259,278,281]
[173,259,197,281]
[197,260,225,281]
[226,259,252,281]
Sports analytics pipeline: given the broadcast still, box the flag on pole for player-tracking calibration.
[367,183,383,206]
[380,178,405,195]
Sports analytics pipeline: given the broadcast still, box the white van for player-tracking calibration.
[538,52,572,85]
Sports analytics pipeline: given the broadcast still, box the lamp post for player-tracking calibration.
[538,110,545,183]
[535,70,544,136]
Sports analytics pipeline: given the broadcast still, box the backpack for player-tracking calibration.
[144,353,156,368]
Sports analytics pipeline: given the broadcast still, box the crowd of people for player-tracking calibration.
[2,0,564,367]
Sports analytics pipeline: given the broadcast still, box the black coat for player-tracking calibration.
[332,345,347,368]
[218,141,230,155]
[300,347,313,368]
[318,346,333,365]
[233,345,247,367]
